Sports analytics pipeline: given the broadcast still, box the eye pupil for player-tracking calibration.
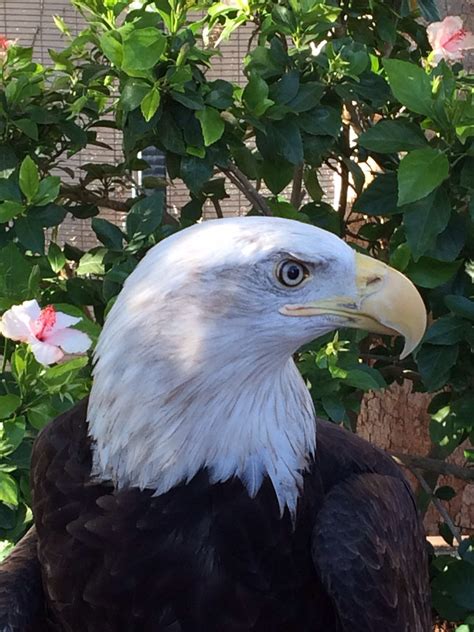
[287,265,301,280]
[277,260,308,287]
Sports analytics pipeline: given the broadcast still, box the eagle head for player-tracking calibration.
[87,217,426,514]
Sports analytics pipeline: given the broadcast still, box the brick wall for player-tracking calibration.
[1,0,125,250]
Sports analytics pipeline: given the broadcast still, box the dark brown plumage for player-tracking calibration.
[1,398,431,631]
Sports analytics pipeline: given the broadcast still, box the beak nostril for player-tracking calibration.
[366,275,382,287]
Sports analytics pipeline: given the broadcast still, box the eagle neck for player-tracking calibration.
[87,353,316,517]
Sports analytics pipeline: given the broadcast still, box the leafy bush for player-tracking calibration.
[0,0,473,627]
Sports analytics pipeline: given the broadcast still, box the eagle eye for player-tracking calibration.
[276,260,309,288]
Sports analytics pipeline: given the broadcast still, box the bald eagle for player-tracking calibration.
[1,217,431,631]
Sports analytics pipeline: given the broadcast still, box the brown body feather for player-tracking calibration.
[1,399,431,631]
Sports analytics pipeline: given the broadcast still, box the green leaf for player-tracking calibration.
[432,561,474,611]
[53,14,71,35]
[417,343,458,390]
[403,187,451,261]
[405,257,462,288]
[205,80,234,109]
[302,135,334,166]
[0,472,18,507]
[389,243,411,271]
[233,147,260,179]
[140,87,161,123]
[383,59,434,116]
[180,156,213,193]
[321,395,346,423]
[195,107,225,147]
[353,172,398,216]
[445,296,474,321]
[428,214,466,262]
[304,169,324,202]
[299,106,341,137]
[270,71,299,105]
[0,177,21,202]
[0,146,18,178]
[62,121,88,148]
[460,157,474,189]
[14,216,45,254]
[99,31,123,67]
[0,395,21,420]
[246,41,288,79]
[358,120,427,153]
[33,176,60,206]
[302,202,340,235]
[44,356,89,385]
[398,149,449,206]
[76,250,106,276]
[423,316,467,345]
[31,203,66,228]
[122,28,166,74]
[0,541,15,562]
[0,243,33,309]
[19,156,39,202]
[338,41,369,76]
[271,5,297,32]
[91,217,125,250]
[272,119,304,165]
[261,160,293,194]
[243,75,273,116]
[47,242,66,273]
[287,82,325,112]
[27,402,56,430]
[343,369,383,390]
[120,79,151,112]
[126,190,164,242]
[171,90,204,111]
[45,356,89,381]
[0,416,26,457]
[0,201,24,223]
[435,485,456,501]
[13,119,38,141]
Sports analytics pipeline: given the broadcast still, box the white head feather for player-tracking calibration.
[88,216,356,515]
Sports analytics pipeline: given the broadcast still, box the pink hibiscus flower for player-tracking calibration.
[0,35,15,62]
[427,16,474,64]
[0,300,91,366]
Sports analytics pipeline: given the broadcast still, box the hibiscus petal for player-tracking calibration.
[17,299,42,321]
[427,21,445,50]
[0,311,32,341]
[54,312,82,331]
[46,328,91,353]
[0,300,41,341]
[427,16,464,53]
[30,341,64,365]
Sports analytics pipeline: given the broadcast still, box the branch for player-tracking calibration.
[410,467,462,546]
[60,184,130,213]
[391,452,474,483]
[211,198,224,219]
[60,184,178,226]
[344,102,367,136]
[290,163,304,209]
[337,124,350,232]
[221,164,272,216]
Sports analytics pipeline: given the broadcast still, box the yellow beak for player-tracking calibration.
[279,252,426,359]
